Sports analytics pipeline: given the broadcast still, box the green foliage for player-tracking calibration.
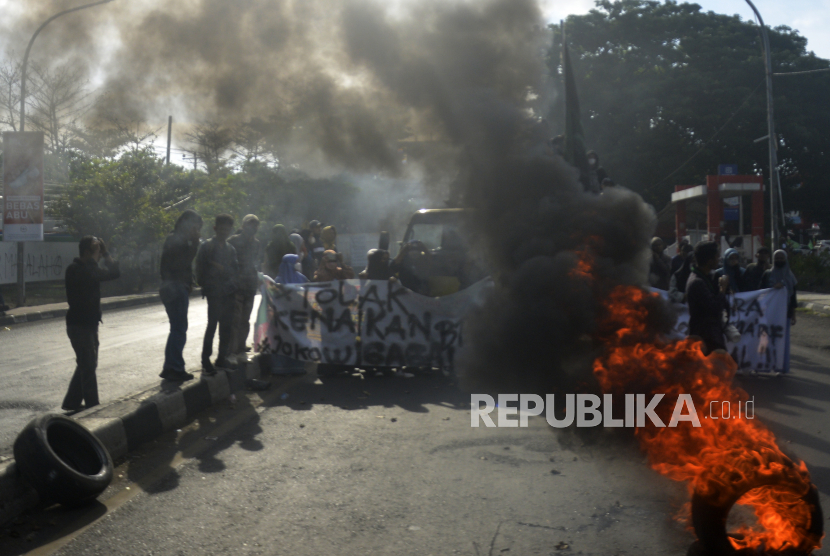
[547,0,830,220]
[790,252,830,293]
[52,148,184,253]
[53,148,361,261]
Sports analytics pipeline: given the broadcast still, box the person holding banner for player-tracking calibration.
[62,236,120,413]
[686,241,730,355]
[744,247,771,291]
[715,248,746,294]
[270,253,309,376]
[312,250,355,281]
[762,250,798,326]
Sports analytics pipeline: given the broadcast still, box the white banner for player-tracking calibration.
[254,277,492,370]
[658,287,790,373]
[3,132,45,241]
[0,241,77,284]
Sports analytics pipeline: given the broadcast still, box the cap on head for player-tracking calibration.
[242,214,260,226]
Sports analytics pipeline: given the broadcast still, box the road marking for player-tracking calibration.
[23,376,303,556]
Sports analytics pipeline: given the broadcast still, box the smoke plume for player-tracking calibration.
[4,0,667,392]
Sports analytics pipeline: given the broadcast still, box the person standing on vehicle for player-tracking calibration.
[686,241,730,355]
[195,214,239,375]
[228,214,261,361]
[159,209,203,383]
[359,249,392,280]
[62,236,120,412]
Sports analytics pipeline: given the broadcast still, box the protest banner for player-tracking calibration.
[657,287,790,373]
[254,277,492,370]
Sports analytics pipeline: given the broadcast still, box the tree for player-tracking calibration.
[0,58,22,131]
[52,148,188,292]
[546,0,830,221]
[26,62,95,155]
[185,120,235,172]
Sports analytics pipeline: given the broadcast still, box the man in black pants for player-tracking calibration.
[62,236,120,413]
[159,209,203,383]
[686,240,730,355]
[195,214,239,375]
[228,214,261,361]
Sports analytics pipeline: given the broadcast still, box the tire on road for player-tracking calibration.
[690,472,823,556]
[13,413,113,506]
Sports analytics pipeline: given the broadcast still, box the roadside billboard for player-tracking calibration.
[3,132,45,241]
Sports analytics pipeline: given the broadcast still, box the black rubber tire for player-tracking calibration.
[13,413,113,506]
[691,473,823,556]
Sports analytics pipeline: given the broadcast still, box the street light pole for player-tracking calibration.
[744,0,781,250]
[14,0,115,307]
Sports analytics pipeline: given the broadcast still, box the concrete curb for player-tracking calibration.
[798,301,830,316]
[0,289,203,327]
[0,356,262,526]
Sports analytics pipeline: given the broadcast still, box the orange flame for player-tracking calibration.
[582,257,822,552]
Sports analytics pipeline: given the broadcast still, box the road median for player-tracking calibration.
[0,354,259,527]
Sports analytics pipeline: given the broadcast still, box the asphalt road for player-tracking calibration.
[0,296,225,457]
[2,310,830,555]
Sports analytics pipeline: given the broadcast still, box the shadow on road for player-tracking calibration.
[261,368,468,415]
[0,500,107,556]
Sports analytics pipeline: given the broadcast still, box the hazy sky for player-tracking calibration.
[541,0,830,59]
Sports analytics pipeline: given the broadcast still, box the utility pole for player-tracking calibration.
[744,0,781,249]
[166,116,172,165]
[14,0,115,307]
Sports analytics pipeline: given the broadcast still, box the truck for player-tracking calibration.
[392,208,488,296]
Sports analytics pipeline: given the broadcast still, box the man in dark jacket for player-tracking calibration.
[686,241,730,355]
[159,210,203,383]
[62,236,120,412]
[195,214,239,374]
[743,247,771,291]
[648,237,672,291]
[228,214,261,359]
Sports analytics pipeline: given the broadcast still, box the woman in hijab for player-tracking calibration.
[312,250,355,281]
[270,253,307,375]
[762,250,798,326]
[263,224,295,279]
[276,253,307,285]
[320,225,337,252]
[288,232,314,277]
[715,248,745,293]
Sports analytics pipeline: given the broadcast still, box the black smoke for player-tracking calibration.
[4,0,670,393]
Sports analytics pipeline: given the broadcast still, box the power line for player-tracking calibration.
[647,78,765,193]
[774,67,830,76]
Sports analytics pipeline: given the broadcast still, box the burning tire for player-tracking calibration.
[13,413,113,506]
[689,470,823,556]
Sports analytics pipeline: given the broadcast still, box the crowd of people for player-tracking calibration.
[57,210,804,411]
[59,210,424,412]
[649,237,798,355]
